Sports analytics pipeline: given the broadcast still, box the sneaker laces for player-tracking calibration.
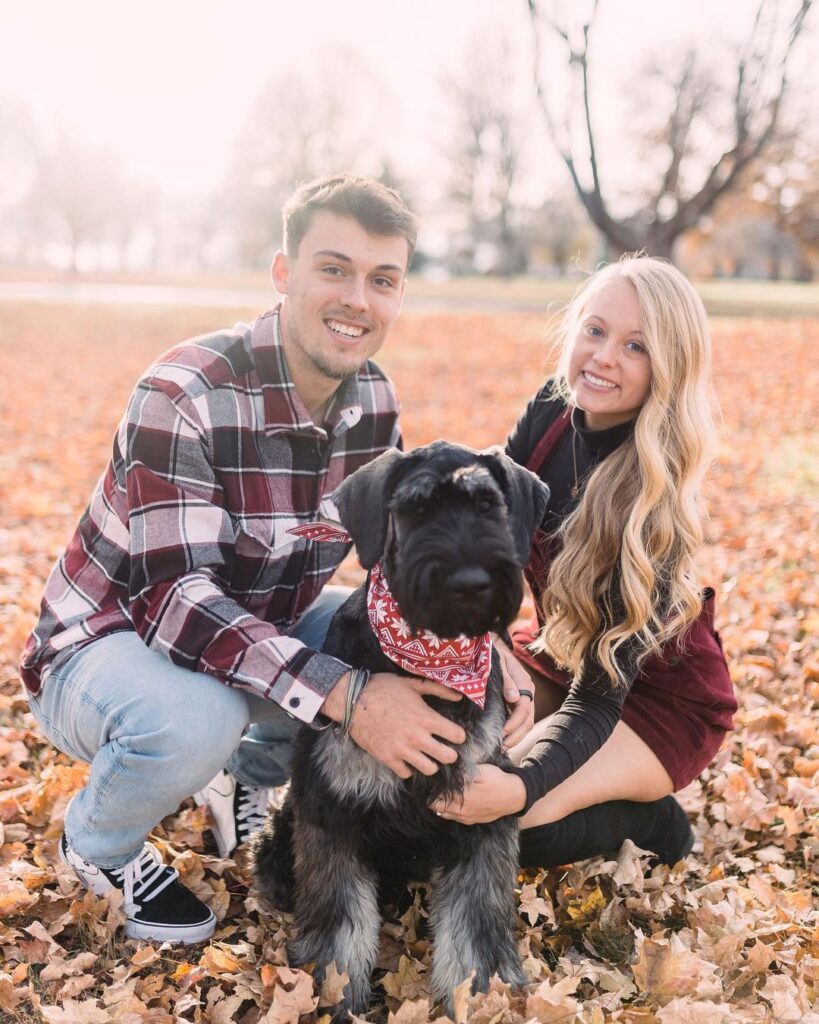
[235,784,268,841]
[109,843,179,910]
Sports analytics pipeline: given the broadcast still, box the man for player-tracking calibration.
[19,175,496,943]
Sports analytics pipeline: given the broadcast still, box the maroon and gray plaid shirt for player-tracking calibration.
[20,306,401,723]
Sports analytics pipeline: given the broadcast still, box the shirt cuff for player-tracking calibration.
[271,649,350,725]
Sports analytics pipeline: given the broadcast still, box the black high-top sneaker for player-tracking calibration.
[60,833,216,943]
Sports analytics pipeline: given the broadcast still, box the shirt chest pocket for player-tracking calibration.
[234,515,301,557]
[234,505,346,558]
[230,515,303,595]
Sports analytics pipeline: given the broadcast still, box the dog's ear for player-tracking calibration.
[480,446,550,565]
[332,448,406,569]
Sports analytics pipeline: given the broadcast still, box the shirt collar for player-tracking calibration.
[251,305,363,438]
[571,405,635,459]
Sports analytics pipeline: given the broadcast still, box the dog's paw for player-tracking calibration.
[494,962,528,991]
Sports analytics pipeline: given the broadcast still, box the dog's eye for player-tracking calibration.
[476,497,494,514]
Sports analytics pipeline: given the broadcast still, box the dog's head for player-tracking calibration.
[333,441,549,638]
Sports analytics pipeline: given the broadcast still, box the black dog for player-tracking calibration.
[253,441,549,1016]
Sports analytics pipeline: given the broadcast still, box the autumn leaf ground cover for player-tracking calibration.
[0,302,817,1023]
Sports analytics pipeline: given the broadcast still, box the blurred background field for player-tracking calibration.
[3,273,819,319]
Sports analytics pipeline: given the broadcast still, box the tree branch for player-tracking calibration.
[524,0,573,162]
[526,0,622,243]
[667,0,813,236]
[652,51,708,206]
[579,8,602,201]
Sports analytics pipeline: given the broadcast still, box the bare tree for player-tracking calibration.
[220,48,398,268]
[523,188,596,275]
[19,134,140,273]
[441,35,532,275]
[525,0,814,260]
[0,98,41,263]
[751,136,819,279]
[785,164,819,277]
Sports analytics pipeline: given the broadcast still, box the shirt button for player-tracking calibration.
[289,697,301,708]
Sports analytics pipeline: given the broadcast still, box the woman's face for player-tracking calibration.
[567,277,652,431]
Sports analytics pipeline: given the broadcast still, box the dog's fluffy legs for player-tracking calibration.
[251,795,297,913]
[288,818,380,1015]
[428,820,526,1011]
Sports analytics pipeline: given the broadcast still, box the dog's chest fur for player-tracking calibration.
[289,586,508,831]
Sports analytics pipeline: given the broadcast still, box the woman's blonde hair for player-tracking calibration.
[533,255,717,685]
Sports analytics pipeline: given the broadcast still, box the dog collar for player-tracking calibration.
[367,561,491,708]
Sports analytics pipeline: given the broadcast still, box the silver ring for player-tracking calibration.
[435,799,443,817]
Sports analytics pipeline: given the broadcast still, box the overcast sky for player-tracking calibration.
[3,0,816,202]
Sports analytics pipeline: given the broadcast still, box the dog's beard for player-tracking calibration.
[387,538,523,638]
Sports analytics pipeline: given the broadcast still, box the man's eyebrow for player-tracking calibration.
[312,249,404,273]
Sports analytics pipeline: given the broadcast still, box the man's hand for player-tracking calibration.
[430,764,527,824]
[322,671,466,778]
[495,638,536,748]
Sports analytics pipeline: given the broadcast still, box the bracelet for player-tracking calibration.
[339,667,370,737]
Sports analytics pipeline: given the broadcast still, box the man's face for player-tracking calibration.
[272,211,408,390]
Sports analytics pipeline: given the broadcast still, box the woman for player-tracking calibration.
[434,256,736,868]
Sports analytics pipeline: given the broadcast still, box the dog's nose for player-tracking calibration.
[447,566,492,597]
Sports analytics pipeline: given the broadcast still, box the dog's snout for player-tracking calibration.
[446,566,492,596]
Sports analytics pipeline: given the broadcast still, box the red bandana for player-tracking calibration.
[367,561,492,707]
[287,522,493,706]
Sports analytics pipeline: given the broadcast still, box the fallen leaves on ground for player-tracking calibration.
[0,304,816,1022]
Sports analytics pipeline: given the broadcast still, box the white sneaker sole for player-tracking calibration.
[125,913,216,944]
[60,837,216,944]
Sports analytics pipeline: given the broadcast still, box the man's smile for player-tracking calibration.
[325,318,369,340]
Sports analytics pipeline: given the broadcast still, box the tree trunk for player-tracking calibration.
[643,229,675,262]
[67,225,80,276]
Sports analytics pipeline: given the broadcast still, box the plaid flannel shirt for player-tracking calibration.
[20,306,401,723]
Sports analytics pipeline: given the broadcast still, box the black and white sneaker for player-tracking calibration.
[193,769,269,858]
[59,833,216,943]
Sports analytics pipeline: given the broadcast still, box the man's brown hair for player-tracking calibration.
[282,174,418,270]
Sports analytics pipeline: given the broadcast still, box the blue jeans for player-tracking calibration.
[27,586,351,868]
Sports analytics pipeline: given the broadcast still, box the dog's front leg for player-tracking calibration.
[288,817,380,1017]
[252,790,297,912]
[428,818,526,1012]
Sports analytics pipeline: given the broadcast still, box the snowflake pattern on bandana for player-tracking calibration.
[367,561,492,708]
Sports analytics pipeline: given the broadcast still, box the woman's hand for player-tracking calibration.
[429,764,527,825]
[495,637,536,748]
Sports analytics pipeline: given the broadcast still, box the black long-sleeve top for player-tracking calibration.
[504,382,644,814]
